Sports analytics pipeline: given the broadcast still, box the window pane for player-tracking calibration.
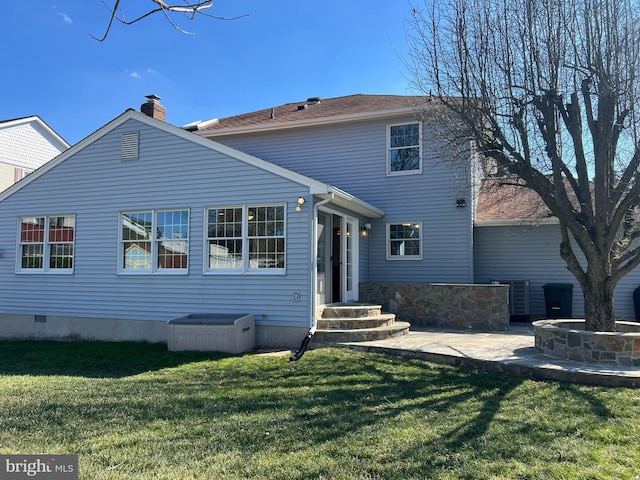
[390,147,420,172]
[390,124,419,148]
[208,239,243,269]
[247,206,285,269]
[156,210,189,269]
[207,208,243,270]
[249,238,285,269]
[50,244,74,269]
[49,215,75,242]
[123,241,151,270]
[158,240,188,269]
[21,244,43,269]
[389,123,420,173]
[21,217,45,243]
[122,212,152,240]
[389,223,421,258]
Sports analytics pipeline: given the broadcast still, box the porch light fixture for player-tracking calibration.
[360,223,371,237]
[295,196,305,212]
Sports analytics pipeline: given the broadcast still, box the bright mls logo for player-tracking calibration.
[0,455,78,479]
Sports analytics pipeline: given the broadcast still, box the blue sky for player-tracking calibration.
[0,1,414,144]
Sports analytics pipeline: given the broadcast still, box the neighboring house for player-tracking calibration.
[0,94,634,348]
[0,116,69,191]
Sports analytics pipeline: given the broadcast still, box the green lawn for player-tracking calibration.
[1,341,639,479]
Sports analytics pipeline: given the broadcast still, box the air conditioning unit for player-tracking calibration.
[493,280,531,320]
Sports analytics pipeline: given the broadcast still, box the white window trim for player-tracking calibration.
[386,221,423,260]
[386,122,423,176]
[118,209,190,275]
[204,204,287,275]
[16,214,76,274]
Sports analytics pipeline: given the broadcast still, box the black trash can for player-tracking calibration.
[633,287,640,321]
[542,283,573,318]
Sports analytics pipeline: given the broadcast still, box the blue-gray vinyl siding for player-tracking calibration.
[210,115,474,283]
[474,224,640,319]
[0,118,314,328]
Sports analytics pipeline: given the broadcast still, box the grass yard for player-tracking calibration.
[1,341,640,479]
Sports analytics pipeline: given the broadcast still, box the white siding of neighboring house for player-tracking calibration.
[474,223,640,319]
[0,118,67,191]
[209,114,475,284]
[0,118,315,345]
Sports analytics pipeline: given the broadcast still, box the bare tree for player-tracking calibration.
[93,0,246,41]
[408,0,640,331]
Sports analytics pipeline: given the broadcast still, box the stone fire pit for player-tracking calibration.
[533,319,640,366]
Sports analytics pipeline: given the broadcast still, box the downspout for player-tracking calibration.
[290,193,334,361]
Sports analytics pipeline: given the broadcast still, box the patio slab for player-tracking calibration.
[343,324,640,388]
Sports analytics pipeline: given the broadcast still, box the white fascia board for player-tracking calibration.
[318,187,385,218]
[474,218,559,227]
[195,106,426,138]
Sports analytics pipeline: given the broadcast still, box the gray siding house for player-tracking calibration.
[2,93,635,348]
[0,94,476,347]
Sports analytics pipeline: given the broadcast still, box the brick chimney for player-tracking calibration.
[140,94,166,121]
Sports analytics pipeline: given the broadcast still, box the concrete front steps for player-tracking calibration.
[312,303,410,345]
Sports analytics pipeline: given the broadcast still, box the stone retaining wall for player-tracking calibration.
[533,319,640,366]
[359,283,509,331]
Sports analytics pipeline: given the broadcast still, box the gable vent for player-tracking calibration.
[121,132,139,161]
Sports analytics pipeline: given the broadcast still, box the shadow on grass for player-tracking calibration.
[0,340,231,378]
[1,343,620,478]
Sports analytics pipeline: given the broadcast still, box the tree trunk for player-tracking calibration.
[582,273,616,331]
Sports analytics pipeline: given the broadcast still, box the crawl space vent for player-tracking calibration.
[121,132,139,161]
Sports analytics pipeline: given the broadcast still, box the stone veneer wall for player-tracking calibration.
[534,319,640,366]
[359,283,509,331]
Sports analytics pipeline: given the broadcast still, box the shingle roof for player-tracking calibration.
[199,94,432,131]
[476,179,554,222]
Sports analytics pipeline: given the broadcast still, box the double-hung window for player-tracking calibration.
[387,222,422,260]
[206,204,285,273]
[18,215,75,273]
[388,122,422,175]
[120,209,189,273]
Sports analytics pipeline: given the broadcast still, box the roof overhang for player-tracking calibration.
[196,105,427,138]
[316,187,385,218]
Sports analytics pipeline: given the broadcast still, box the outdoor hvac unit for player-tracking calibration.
[167,313,255,353]
[493,280,531,320]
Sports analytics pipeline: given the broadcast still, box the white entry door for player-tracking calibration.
[343,217,359,302]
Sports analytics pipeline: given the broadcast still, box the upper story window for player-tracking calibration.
[120,209,189,273]
[206,204,285,273]
[18,215,75,273]
[387,222,422,260]
[387,122,422,175]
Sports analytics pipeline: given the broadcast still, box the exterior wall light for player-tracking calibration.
[295,196,305,212]
[360,223,371,237]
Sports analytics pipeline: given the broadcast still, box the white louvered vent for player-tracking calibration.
[121,132,139,161]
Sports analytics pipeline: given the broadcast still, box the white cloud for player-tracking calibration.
[57,12,72,24]
[130,72,141,79]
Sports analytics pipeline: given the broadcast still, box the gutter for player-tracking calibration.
[289,193,335,361]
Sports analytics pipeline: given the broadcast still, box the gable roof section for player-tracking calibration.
[195,94,435,136]
[0,116,69,169]
[0,109,384,218]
